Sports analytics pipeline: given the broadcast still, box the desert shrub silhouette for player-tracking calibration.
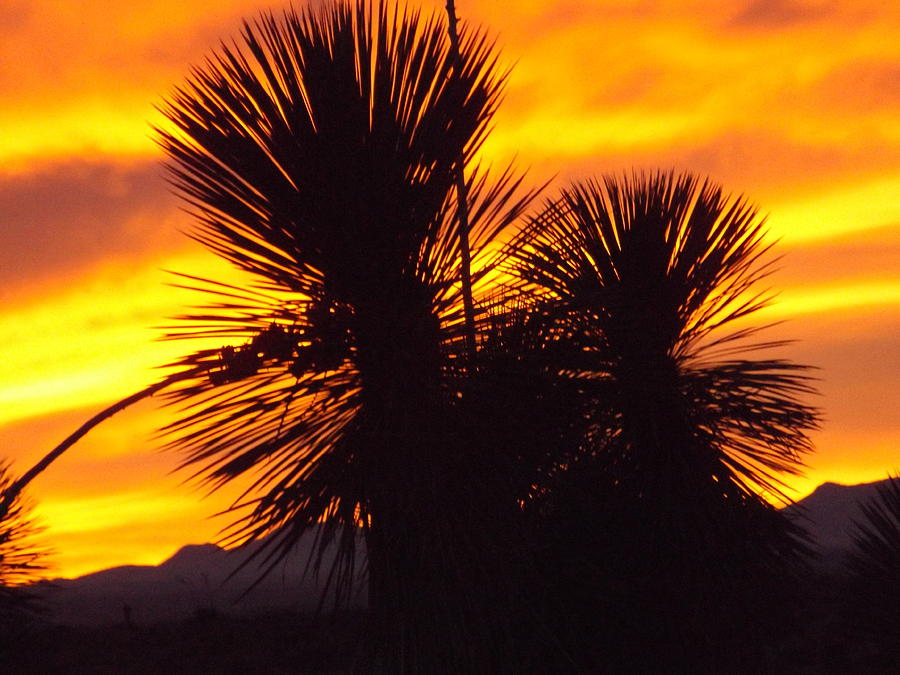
[501,173,819,671]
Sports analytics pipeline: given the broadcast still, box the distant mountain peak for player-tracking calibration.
[161,543,224,565]
[787,478,891,557]
[818,478,883,489]
[35,530,365,627]
[809,481,850,495]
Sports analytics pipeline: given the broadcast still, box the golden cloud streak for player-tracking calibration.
[0,253,235,429]
[766,174,900,244]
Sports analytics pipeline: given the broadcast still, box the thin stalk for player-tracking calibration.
[1,370,196,507]
[445,0,477,363]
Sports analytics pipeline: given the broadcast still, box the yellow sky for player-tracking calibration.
[1,0,897,578]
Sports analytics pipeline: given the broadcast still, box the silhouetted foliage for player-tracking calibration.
[10,2,831,672]
[155,1,539,670]
[501,172,820,670]
[0,462,47,642]
[843,474,900,666]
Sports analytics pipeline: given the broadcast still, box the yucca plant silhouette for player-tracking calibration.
[153,2,537,670]
[502,172,820,670]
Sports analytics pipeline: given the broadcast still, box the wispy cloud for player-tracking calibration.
[0,160,183,290]
[728,0,833,29]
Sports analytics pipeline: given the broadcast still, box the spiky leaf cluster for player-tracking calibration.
[155,1,536,619]
[496,171,820,670]
[0,462,47,635]
[0,463,46,588]
[504,172,818,510]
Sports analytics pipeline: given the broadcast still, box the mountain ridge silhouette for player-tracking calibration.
[783,478,888,555]
[31,479,890,627]
[33,526,365,626]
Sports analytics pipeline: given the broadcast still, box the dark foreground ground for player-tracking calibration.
[2,574,897,674]
[2,610,366,674]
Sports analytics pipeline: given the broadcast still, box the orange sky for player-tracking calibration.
[1,0,897,578]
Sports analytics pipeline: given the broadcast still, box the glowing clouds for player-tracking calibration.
[765,175,900,244]
[0,0,897,577]
[0,253,234,429]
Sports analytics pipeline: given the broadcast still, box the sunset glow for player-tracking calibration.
[1,0,897,578]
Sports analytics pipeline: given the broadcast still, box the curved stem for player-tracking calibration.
[2,370,195,506]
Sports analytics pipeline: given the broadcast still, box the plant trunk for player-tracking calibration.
[444,0,477,364]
